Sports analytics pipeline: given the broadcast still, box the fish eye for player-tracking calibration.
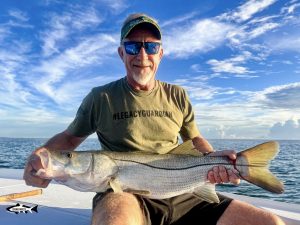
[61,152,73,158]
[66,152,73,158]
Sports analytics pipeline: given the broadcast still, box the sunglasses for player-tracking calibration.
[122,41,161,55]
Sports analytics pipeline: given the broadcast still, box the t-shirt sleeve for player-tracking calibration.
[67,90,97,137]
[179,89,200,139]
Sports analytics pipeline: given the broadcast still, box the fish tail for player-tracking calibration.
[31,205,38,213]
[236,141,284,194]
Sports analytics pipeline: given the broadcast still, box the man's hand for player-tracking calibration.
[206,150,240,185]
[23,147,51,188]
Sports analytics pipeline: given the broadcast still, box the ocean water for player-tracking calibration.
[0,138,299,204]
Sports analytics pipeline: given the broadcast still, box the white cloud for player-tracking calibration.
[171,78,224,100]
[281,2,300,14]
[269,35,300,52]
[193,99,300,139]
[207,59,249,74]
[41,7,103,56]
[207,52,253,74]
[31,33,118,105]
[8,9,29,22]
[173,76,300,139]
[269,119,300,139]
[163,19,234,58]
[252,82,300,109]
[0,27,9,42]
[97,0,128,13]
[160,12,199,27]
[0,40,34,107]
[221,0,277,22]
[247,22,279,39]
[201,125,226,139]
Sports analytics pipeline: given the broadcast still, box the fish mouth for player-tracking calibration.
[36,148,66,179]
[38,149,50,169]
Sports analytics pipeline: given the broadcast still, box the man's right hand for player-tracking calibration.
[23,147,51,188]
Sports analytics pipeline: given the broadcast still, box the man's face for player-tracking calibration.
[118,28,163,88]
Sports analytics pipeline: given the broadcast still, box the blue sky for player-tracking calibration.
[1,0,300,139]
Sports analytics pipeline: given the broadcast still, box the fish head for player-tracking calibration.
[36,149,92,182]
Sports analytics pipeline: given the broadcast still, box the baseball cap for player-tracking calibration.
[120,14,161,42]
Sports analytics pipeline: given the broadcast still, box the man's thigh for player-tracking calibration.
[92,191,145,225]
[217,199,284,225]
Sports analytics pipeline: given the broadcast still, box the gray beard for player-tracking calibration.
[132,73,153,86]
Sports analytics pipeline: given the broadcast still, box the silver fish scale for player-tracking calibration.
[102,151,234,199]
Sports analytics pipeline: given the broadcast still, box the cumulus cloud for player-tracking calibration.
[269,119,300,139]
[200,126,226,139]
[176,76,300,139]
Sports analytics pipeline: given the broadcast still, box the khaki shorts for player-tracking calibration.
[93,191,232,225]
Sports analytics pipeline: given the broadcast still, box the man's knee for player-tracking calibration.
[217,200,285,225]
[91,192,144,225]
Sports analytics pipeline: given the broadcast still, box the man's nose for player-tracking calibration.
[136,46,148,60]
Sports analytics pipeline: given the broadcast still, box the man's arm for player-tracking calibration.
[43,130,87,150]
[23,130,87,188]
[191,136,240,185]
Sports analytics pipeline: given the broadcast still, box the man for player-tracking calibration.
[24,13,284,225]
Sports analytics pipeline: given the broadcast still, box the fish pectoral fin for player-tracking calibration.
[169,140,203,157]
[124,188,151,196]
[192,183,220,203]
[109,178,123,193]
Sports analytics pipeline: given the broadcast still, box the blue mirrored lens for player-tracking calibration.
[144,42,161,55]
[124,42,142,55]
[123,42,160,55]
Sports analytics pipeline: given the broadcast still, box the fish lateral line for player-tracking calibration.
[113,158,236,170]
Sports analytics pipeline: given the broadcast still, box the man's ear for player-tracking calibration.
[159,48,163,61]
[118,46,124,62]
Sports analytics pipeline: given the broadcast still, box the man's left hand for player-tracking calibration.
[206,150,240,185]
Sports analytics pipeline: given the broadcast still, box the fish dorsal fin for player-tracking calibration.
[109,178,123,193]
[169,140,203,156]
[192,183,220,203]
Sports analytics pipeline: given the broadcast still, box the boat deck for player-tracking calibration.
[1,169,299,225]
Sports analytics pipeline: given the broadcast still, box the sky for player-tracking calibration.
[0,0,300,140]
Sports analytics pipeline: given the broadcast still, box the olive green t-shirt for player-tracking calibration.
[67,77,200,154]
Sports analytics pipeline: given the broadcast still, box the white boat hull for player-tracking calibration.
[0,169,299,225]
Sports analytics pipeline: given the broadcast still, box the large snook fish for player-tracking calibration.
[35,141,284,203]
